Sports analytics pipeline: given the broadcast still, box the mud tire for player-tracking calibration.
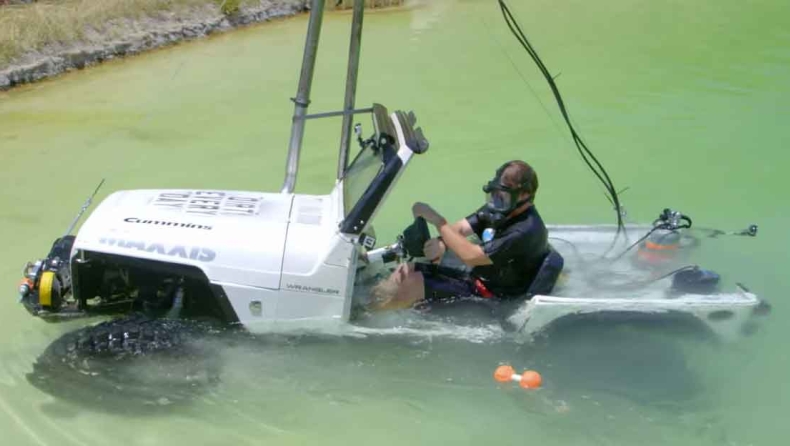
[56,314,201,359]
[28,314,223,412]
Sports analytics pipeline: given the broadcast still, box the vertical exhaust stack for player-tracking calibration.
[281,0,327,194]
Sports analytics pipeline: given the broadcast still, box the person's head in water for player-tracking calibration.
[482,160,538,225]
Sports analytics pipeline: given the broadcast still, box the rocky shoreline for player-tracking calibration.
[0,1,308,91]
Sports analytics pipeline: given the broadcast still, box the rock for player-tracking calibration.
[24,58,55,82]
[63,50,92,69]
[113,41,133,56]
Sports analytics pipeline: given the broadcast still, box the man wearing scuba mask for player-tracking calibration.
[370,160,550,310]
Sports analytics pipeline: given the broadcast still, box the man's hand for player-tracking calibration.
[412,202,447,227]
[412,202,492,267]
[423,238,445,263]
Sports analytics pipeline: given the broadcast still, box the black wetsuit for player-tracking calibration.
[417,205,550,300]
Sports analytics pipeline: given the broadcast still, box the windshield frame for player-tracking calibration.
[338,104,428,235]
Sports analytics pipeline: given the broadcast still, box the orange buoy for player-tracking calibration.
[493,365,542,389]
[494,365,516,383]
[518,370,542,389]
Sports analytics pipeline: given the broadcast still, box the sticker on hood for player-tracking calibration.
[99,237,216,262]
[151,191,262,217]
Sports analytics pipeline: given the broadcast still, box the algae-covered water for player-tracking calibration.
[1,0,788,444]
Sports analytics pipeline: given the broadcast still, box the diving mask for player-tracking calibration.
[477,161,535,228]
[476,181,530,230]
[482,180,530,215]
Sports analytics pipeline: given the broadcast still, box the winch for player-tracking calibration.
[19,236,75,315]
[18,180,104,318]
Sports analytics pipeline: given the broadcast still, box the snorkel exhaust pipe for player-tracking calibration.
[281,0,326,194]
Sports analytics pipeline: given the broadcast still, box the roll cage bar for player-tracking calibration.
[280,0,364,194]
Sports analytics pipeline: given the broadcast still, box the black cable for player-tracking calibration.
[607,213,692,262]
[607,225,662,262]
[548,236,585,263]
[496,0,624,235]
[498,3,621,227]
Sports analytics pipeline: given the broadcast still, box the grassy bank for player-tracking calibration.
[0,0,227,66]
[0,0,404,69]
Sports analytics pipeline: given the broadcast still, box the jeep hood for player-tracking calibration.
[73,189,293,289]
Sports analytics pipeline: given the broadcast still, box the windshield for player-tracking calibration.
[339,105,424,235]
[343,142,385,218]
[339,141,401,235]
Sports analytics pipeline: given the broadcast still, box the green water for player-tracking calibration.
[1,0,788,444]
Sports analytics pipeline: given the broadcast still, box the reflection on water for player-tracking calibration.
[408,0,457,36]
[27,318,704,414]
[27,317,225,415]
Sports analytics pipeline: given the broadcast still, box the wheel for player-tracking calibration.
[27,314,223,412]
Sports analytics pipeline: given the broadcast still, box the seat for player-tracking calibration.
[525,248,564,297]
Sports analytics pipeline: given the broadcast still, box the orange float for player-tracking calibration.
[493,365,542,389]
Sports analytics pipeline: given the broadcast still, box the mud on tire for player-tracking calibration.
[28,315,223,412]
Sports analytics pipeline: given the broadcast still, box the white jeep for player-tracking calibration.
[17,0,768,348]
[17,102,768,343]
[19,104,431,334]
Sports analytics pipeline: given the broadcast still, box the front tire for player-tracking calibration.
[28,315,222,412]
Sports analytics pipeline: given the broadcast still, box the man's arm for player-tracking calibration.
[424,217,474,262]
[437,221,493,266]
[450,218,475,237]
[413,202,493,267]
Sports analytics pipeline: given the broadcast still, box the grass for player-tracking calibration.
[0,0,405,69]
[0,0,256,67]
[0,0,210,66]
